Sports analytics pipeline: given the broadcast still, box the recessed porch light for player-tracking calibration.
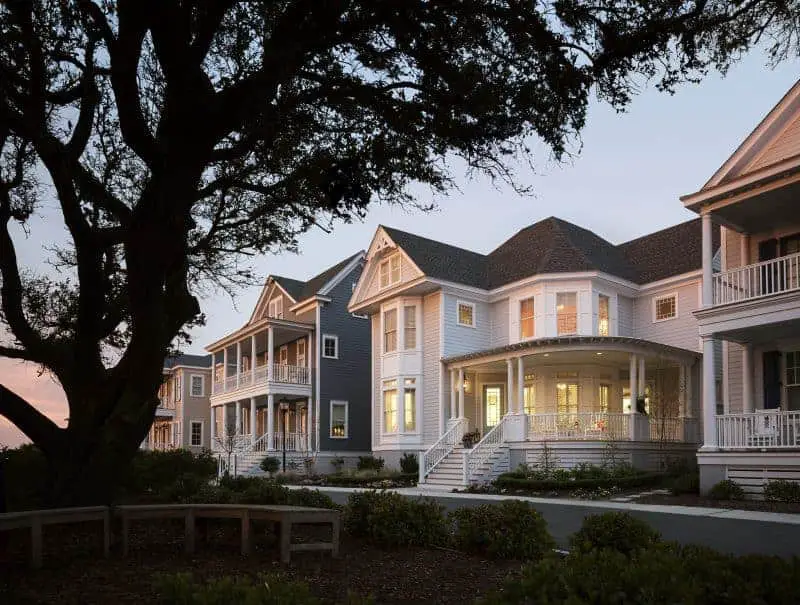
[543,353,549,357]
[596,352,603,356]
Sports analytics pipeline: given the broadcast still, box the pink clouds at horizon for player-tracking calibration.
[0,358,68,448]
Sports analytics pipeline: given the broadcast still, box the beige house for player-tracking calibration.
[142,354,213,452]
[683,79,800,495]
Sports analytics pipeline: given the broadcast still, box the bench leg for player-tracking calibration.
[280,519,291,564]
[184,508,196,555]
[331,517,340,558]
[30,517,42,569]
[241,511,251,556]
[103,511,111,558]
[121,516,130,557]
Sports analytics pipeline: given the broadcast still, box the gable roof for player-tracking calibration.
[273,252,363,303]
[164,354,212,369]
[378,216,715,290]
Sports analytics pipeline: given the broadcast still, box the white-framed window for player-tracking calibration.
[322,334,339,359]
[384,308,398,353]
[598,294,610,336]
[268,297,283,319]
[598,384,610,413]
[379,255,401,289]
[520,297,534,339]
[404,377,417,431]
[190,420,203,447]
[383,379,398,433]
[787,351,800,386]
[456,300,475,327]
[653,293,677,322]
[351,312,369,320]
[279,345,288,365]
[556,292,578,335]
[297,340,306,367]
[523,376,535,415]
[190,374,205,398]
[404,305,417,349]
[175,374,182,401]
[330,400,349,438]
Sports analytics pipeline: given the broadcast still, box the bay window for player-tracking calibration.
[404,305,417,349]
[384,309,397,353]
[556,292,577,335]
[520,297,534,339]
[383,380,398,432]
[404,378,416,431]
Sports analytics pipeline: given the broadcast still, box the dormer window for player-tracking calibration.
[268,297,283,319]
[379,255,401,289]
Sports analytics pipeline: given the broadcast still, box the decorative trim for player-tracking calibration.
[652,292,679,323]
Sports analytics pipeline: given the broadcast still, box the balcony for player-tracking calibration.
[213,363,312,398]
[712,252,800,306]
[716,410,800,449]
[155,399,176,417]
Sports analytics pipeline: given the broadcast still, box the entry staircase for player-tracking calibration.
[215,431,311,477]
[420,416,511,489]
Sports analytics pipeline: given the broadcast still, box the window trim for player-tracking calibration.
[268,296,284,319]
[555,291,578,336]
[598,293,610,337]
[190,420,204,447]
[189,374,205,398]
[322,334,339,359]
[329,400,349,439]
[175,374,182,401]
[297,339,306,367]
[456,300,476,328]
[652,292,679,323]
[379,254,402,290]
[403,304,417,350]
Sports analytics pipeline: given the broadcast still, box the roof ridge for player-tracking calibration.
[616,217,699,248]
[382,225,487,259]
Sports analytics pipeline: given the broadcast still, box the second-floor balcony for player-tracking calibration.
[214,363,312,395]
[713,252,800,306]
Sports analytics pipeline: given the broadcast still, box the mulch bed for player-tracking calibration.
[635,493,800,513]
[0,520,522,604]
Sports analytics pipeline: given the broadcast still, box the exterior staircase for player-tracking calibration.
[422,445,511,489]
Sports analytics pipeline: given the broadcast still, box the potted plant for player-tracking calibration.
[636,396,648,415]
[462,429,481,449]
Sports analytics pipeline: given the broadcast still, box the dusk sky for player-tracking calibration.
[1,50,798,447]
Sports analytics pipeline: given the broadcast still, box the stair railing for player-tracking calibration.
[419,417,468,484]
[463,414,509,484]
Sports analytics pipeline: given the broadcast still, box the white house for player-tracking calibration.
[683,80,800,495]
[348,217,719,488]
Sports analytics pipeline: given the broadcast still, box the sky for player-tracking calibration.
[1,50,798,447]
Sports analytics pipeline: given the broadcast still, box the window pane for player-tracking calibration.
[598,295,609,336]
[523,385,535,415]
[655,295,676,320]
[331,403,347,437]
[556,382,578,415]
[556,292,577,335]
[390,256,401,283]
[485,387,501,427]
[404,389,416,431]
[384,309,397,352]
[323,337,337,357]
[379,261,389,288]
[191,376,203,397]
[520,298,534,339]
[599,384,610,413]
[458,303,474,326]
[191,423,202,446]
[404,306,416,349]
[383,390,398,432]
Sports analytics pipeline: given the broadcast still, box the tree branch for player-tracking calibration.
[0,383,63,449]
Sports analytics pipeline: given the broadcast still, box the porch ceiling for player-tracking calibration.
[719,318,800,345]
[710,178,800,234]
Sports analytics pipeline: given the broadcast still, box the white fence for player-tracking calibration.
[717,410,800,449]
[213,364,312,393]
[712,251,800,305]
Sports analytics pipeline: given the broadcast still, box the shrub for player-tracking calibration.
[325,472,416,487]
[450,500,555,560]
[399,452,419,475]
[494,471,665,492]
[120,449,217,503]
[708,479,745,501]
[763,479,800,503]
[570,512,661,556]
[1,444,49,510]
[670,472,700,495]
[260,456,280,475]
[330,457,345,473]
[344,490,448,547]
[287,488,339,510]
[356,455,385,472]
[154,572,320,604]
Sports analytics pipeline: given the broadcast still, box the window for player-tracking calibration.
[556,381,578,415]
[598,294,610,336]
[322,335,338,359]
[404,305,417,349]
[383,380,398,432]
[523,381,535,415]
[484,386,502,427]
[279,345,288,365]
[190,375,204,398]
[457,301,475,327]
[556,292,577,335]
[787,351,800,386]
[384,308,397,353]
[520,298,534,339]
[330,401,348,438]
[190,421,203,447]
[598,384,610,413]
[175,374,182,401]
[404,378,417,431]
[379,255,401,289]
[268,297,283,319]
[654,294,677,321]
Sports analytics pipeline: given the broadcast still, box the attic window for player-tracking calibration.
[268,297,283,319]
[379,255,401,289]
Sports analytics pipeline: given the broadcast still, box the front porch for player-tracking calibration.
[143,420,181,451]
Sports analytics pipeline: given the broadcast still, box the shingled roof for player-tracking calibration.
[380,217,717,289]
[272,252,363,302]
[163,354,212,369]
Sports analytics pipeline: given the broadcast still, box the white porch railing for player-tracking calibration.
[717,410,800,449]
[270,364,311,385]
[217,453,237,478]
[214,364,311,393]
[420,417,467,483]
[649,417,699,443]
[464,415,509,484]
[712,251,800,305]
[528,412,631,441]
[254,365,268,384]
[272,431,309,452]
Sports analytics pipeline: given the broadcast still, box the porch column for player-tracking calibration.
[398,374,406,433]
[222,403,229,437]
[250,397,257,443]
[267,326,274,381]
[517,357,525,415]
[223,347,229,382]
[209,405,216,445]
[267,394,275,450]
[740,233,750,266]
[506,359,514,415]
[701,212,714,307]
[701,336,717,449]
[236,341,242,388]
[211,355,216,395]
[251,335,257,382]
[638,357,646,399]
[235,400,242,435]
[742,344,754,413]
[629,354,638,441]
[307,397,313,451]
[449,369,456,420]
[458,368,465,418]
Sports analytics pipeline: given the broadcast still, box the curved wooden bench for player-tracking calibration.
[114,503,340,563]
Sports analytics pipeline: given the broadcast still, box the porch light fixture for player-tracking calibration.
[596,352,603,356]
[543,353,549,357]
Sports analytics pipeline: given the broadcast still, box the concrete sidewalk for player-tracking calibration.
[289,485,800,557]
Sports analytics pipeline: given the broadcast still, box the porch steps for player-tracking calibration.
[423,445,510,489]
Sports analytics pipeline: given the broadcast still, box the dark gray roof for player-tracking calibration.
[382,217,718,289]
[164,354,212,369]
[272,252,363,302]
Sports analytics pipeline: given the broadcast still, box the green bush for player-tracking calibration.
[763,479,800,503]
[287,488,339,509]
[330,457,345,473]
[260,456,280,475]
[708,479,745,501]
[670,472,700,495]
[494,471,665,492]
[119,449,217,503]
[450,500,554,560]
[570,512,661,556]
[325,472,416,487]
[399,452,419,475]
[1,444,49,510]
[344,490,448,547]
[154,572,320,604]
[356,455,385,472]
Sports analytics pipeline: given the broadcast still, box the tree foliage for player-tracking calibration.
[0,0,796,502]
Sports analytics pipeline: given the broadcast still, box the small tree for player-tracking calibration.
[213,433,239,478]
[260,456,280,477]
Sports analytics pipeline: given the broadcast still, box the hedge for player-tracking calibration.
[494,471,666,492]
[324,472,417,487]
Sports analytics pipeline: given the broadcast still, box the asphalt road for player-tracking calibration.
[318,489,800,558]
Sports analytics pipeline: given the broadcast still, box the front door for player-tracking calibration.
[483,386,503,432]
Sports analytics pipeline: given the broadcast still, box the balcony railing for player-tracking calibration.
[270,363,310,385]
[528,412,631,441]
[712,251,800,305]
[213,364,312,394]
[717,410,800,449]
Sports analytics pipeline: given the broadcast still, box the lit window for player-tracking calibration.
[190,375,204,398]
[379,255,401,289]
[654,294,677,321]
[190,421,203,447]
[520,298,534,339]
[523,381,535,415]
[404,381,416,432]
[598,384,610,414]
[404,306,417,349]
[556,382,578,415]
[384,309,397,352]
[268,297,283,319]
[556,292,577,335]
[383,381,398,432]
[485,386,501,427]
[322,335,338,359]
[457,301,475,327]
[598,294,610,336]
[330,401,348,438]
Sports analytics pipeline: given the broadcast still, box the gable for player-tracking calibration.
[745,110,800,173]
[354,248,424,305]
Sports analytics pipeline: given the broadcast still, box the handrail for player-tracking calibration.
[717,410,800,449]
[463,415,508,484]
[712,251,800,305]
[420,418,467,483]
